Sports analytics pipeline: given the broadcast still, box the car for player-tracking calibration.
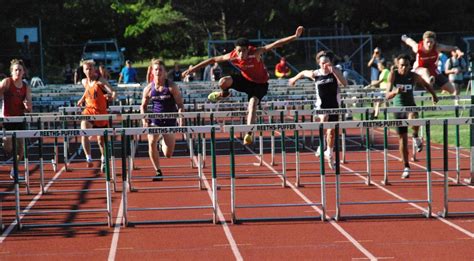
[81,39,125,73]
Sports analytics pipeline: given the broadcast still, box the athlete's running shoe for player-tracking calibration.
[401,167,410,179]
[243,133,253,146]
[413,137,423,153]
[153,169,163,181]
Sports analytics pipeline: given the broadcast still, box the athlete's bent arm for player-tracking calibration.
[257,26,304,55]
[288,70,314,86]
[182,54,230,78]
[401,35,418,53]
[331,67,348,87]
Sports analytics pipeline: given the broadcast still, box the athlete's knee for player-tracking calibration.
[219,76,232,88]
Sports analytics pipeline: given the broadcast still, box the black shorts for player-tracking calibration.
[393,112,418,134]
[150,119,177,127]
[230,74,269,102]
[434,73,449,88]
[3,122,26,131]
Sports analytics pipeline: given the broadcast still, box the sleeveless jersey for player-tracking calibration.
[151,80,176,113]
[150,80,177,127]
[417,41,439,76]
[392,70,416,107]
[82,80,109,127]
[313,70,340,109]
[229,46,269,84]
[3,77,27,116]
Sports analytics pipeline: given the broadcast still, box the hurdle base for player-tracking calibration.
[20,221,109,229]
[126,219,214,226]
[233,215,324,224]
[336,212,429,221]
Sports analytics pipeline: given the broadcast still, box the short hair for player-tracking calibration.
[10,59,25,72]
[396,54,411,62]
[151,58,164,66]
[235,38,250,47]
[423,31,436,40]
[316,50,334,62]
[82,59,95,66]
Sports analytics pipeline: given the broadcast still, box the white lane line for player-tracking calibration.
[107,190,124,261]
[238,138,377,261]
[0,152,77,243]
[371,129,474,188]
[193,156,243,261]
[343,137,474,237]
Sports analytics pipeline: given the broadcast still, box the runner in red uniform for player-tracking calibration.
[0,59,32,168]
[401,31,463,104]
[76,59,115,171]
[182,26,304,145]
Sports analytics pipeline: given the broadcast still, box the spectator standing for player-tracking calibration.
[63,64,74,84]
[118,60,138,84]
[368,47,385,84]
[169,63,182,82]
[445,50,467,95]
[210,62,222,81]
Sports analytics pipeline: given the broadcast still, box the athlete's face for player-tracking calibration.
[318,56,331,71]
[235,46,249,59]
[423,37,435,51]
[152,63,166,80]
[397,58,410,75]
[10,64,24,80]
[83,63,96,79]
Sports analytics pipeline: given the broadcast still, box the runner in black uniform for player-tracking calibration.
[289,51,347,169]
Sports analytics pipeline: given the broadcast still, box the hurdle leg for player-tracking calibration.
[211,128,218,224]
[12,134,22,230]
[295,130,301,187]
[425,121,432,218]
[382,126,389,185]
[281,130,287,187]
[197,133,203,190]
[188,134,195,169]
[23,138,31,194]
[229,128,236,224]
[259,131,263,166]
[365,127,372,186]
[52,136,58,172]
[341,129,346,163]
[202,134,206,169]
[442,120,449,217]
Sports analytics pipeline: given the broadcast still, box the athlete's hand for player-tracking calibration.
[288,77,298,87]
[178,108,184,127]
[295,26,304,38]
[401,34,408,42]
[23,100,32,112]
[181,69,191,79]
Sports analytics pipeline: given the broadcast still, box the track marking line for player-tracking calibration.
[239,138,378,261]
[107,191,124,261]
[0,152,78,244]
[371,129,474,188]
[343,137,474,238]
[193,156,243,261]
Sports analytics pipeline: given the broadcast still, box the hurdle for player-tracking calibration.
[6,128,114,229]
[333,117,474,220]
[225,123,326,223]
[439,119,474,217]
[120,125,218,225]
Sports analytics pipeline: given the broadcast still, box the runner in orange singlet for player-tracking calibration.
[182,26,304,145]
[77,60,116,171]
